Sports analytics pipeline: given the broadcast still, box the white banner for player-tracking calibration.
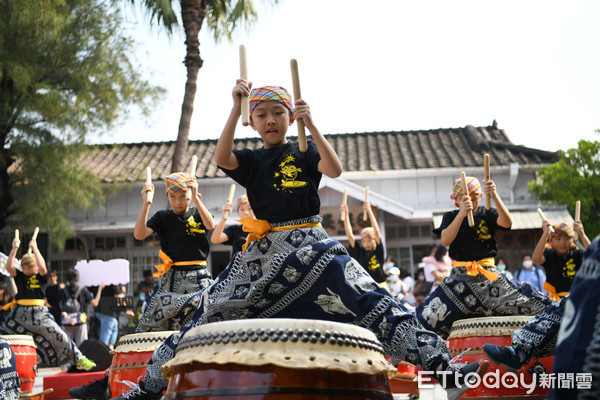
[75,259,130,287]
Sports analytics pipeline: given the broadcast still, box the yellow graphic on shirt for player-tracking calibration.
[273,154,307,193]
[186,215,205,236]
[562,258,577,279]
[475,219,492,242]
[27,275,41,290]
[368,254,381,271]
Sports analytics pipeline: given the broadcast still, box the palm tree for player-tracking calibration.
[130,0,261,172]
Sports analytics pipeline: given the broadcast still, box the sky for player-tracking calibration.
[103,0,600,153]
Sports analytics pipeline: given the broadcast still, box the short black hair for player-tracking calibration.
[65,269,79,283]
[143,269,153,278]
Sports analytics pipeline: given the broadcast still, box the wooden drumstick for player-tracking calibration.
[290,59,307,152]
[145,167,153,205]
[363,186,370,221]
[14,229,19,249]
[28,227,39,254]
[224,184,236,220]
[340,188,348,221]
[461,172,474,227]
[574,200,581,241]
[239,45,250,126]
[186,155,198,200]
[484,154,491,210]
[537,208,554,233]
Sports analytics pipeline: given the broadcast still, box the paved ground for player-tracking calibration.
[32,367,448,400]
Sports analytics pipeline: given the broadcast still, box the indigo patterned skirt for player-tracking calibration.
[142,216,450,392]
[548,236,600,400]
[3,305,83,366]
[0,336,19,400]
[416,266,554,339]
[135,266,213,333]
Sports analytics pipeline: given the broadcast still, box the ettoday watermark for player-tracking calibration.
[418,370,592,393]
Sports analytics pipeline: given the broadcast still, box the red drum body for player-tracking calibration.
[108,331,177,397]
[163,319,396,399]
[448,316,554,399]
[3,334,37,393]
[389,361,420,395]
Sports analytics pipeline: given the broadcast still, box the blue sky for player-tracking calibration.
[105,0,600,153]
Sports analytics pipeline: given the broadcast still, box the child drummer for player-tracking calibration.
[533,220,590,300]
[112,81,489,400]
[211,194,254,256]
[416,176,554,338]
[3,235,96,370]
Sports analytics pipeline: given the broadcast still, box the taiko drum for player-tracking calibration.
[163,318,396,399]
[3,334,37,393]
[448,316,554,399]
[108,331,177,397]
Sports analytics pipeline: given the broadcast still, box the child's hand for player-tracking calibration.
[293,99,314,129]
[12,237,20,250]
[222,200,233,215]
[573,220,585,235]
[186,177,199,198]
[459,196,473,215]
[362,201,372,212]
[340,203,348,213]
[483,179,497,196]
[141,183,154,201]
[541,219,552,235]
[29,239,38,251]
[232,79,252,104]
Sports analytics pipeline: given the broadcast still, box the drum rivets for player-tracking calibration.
[207,337,214,345]
[221,336,230,344]
[305,328,314,336]
[231,336,239,344]
[257,328,265,336]
[276,328,284,336]
[336,338,344,346]
[309,335,318,343]
[301,335,310,343]
[260,334,269,342]
[344,339,352,346]
[279,334,288,342]
[266,328,275,335]
[295,329,303,336]
[290,334,299,342]
[323,330,331,338]
[199,339,206,346]
[250,335,259,342]
[237,329,245,335]
[328,338,336,345]
[240,334,248,342]
[247,329,255,336]
[270,334,279,342]
[319,337,327,344]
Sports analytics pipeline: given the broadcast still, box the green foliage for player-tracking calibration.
[528,139,600,239]
[0,0,164,250]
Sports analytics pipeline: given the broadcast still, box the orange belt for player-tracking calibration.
[543,282,569,301]
[2,299,45,311]
[238,217,321,253]
[452,257,499,281]
[154,250,207,278]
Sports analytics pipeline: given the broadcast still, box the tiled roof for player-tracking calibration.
[81,122,559,183]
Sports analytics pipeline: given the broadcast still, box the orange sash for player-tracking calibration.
[153,250,207,277]
[543,282,569,301]
[452,257,499,281]
[238,217,321,253]
[2,299,45,311]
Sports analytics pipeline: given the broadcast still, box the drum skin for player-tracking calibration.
[448,316,553,400]
[3,334,37,393]
[163,319,396,400]
[109,331,177,397]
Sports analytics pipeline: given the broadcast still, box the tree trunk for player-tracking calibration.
[0,149,14,235]
[171,0,206,173]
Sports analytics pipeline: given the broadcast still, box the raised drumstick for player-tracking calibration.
[340,188,348,221]
[290,59,307,152]
[537,208,554,233]
[14,229,19,241]
[145,167,153,205]
[186,155,198,201]
[27,227,39,254]
[484,154,491,210]
[363,186,370,221]
[224,184,236,220]
[574,200,581,241]
[239,45,250,126]
[461,172,474,227]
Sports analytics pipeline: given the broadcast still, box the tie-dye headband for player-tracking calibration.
[236,195,249,209]
[164,172,190,194]
[20,253,36,269]
[450,177,482,200]
[550,223,574,238]
[361,227,375,240]
[249,86,293,117]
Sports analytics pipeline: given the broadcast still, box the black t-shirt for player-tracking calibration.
[433,207,509,261]
[14,270,48,300]
[223,224,248,255]
[59,284,93,313]
[147,208,210,262]
[45,283,62,321]
[92,284,122,317]
[349,242,386,283]
[543,247,584,293]
[220,141,322,222]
